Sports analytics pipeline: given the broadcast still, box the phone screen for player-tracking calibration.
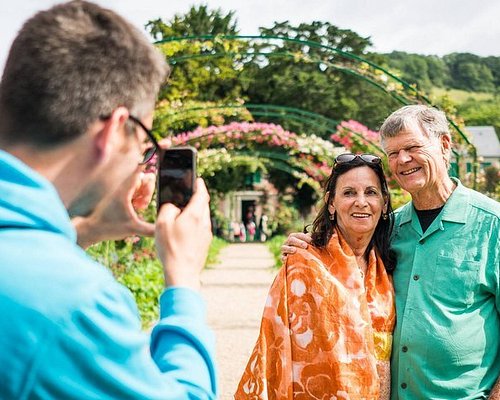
[157,147,196,210]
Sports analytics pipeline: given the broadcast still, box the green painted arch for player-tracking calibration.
[166,50,411,106]
[163,120,342,194]
[154,34,477,185]
[157,103,382,153]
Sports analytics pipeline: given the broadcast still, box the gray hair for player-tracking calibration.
[379,105,450,142]
[0,0,169,147]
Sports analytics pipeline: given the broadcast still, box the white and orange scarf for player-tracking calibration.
[235,229,395,399]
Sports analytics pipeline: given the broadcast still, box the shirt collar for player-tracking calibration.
[440,177,469,224]
[396,177,469,227]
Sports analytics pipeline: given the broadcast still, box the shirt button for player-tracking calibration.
[402,345,408,352]
[413,275,420,281]
[401,383,407,389]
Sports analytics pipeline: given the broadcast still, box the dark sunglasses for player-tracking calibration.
[334,153,381,166]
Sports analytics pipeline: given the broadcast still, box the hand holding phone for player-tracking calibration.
[157,147,197,210]
[155,178,212,290]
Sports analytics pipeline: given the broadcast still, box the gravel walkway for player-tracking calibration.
[201,243,277,399]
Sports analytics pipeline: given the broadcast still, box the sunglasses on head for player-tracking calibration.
[334,153,381,166]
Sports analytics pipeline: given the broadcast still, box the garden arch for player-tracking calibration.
[155,34,478,186]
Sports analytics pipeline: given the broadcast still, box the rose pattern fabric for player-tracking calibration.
[235,230,395,399]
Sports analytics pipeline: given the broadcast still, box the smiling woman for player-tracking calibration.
[235,154,396,399]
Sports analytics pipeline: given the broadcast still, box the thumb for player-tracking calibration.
[157,203,181,226]
[130,220,155,237]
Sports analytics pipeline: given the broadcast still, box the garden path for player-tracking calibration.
[201,243,277,400]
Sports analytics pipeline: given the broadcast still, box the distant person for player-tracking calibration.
[282,105,500,399]
[0,1,217,399]
[239,221,247,242]
[245,206,257,241]
[258,214,269,242]
[236,154,396,399]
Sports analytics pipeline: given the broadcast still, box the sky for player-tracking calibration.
[1,0,499,70]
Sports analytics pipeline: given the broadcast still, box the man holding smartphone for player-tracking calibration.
[0,1,217,399]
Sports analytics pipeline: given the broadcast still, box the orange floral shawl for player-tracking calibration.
[235,230,395,399]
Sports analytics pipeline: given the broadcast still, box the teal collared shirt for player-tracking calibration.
[390,179,500,399]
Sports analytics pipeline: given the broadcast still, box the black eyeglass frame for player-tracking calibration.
[99,114,160,165]
[334,153,382,166]
[127,115,160,165]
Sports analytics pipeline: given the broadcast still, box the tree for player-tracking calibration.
[146,5,238,39]
[383,51,450,90]
[147,6,248,103]
[244,21,398,132]
[444,53,496,92]
[458,98,500,136]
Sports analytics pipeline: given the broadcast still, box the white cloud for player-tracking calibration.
[1,0,499,71]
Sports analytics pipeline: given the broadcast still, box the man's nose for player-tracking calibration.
[397,149,412,163]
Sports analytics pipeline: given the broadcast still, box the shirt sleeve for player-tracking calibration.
[31,282,218,400]
[493,218,500,315]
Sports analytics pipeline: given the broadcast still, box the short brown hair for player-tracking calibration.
[0,0,169,147]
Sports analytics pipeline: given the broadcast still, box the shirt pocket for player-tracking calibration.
[431,255,480,307]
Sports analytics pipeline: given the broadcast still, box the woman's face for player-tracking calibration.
[328,166,386,240]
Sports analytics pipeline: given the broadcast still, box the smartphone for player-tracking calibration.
[157,146,197,210]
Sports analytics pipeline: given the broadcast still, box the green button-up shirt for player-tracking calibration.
[390,179,500,399]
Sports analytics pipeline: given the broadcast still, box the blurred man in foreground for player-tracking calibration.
[0,1,217,398]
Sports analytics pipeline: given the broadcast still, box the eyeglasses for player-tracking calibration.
[334,153,381,166]
[99,114,160,165]
[128,115,160,165]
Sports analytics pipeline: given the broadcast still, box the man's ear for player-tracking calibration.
[93,107,129,163]
[439,133,452,166]
[440,133,452,153]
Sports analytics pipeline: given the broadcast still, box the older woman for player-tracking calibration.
[235,154,396,399]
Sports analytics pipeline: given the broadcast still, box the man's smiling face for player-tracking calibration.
[383,125,451,197]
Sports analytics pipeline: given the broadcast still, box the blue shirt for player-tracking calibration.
[0,150,218,399]
[390,179,500,399]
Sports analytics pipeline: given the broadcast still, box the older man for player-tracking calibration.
[0,1,216,399]
[283,105,499,399]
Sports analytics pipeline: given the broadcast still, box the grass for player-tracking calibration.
[205,236,229,266]
[430,87,494,104]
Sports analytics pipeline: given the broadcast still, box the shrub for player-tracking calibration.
[87,236,227,328]
[266,235,287,269]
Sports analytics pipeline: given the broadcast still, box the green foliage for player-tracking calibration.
[86,236,228,328]
[205,236,229,266]
[147,6,247,103]
[86,237,161,328]
[243,21,400,132]
[268,198,305,236]
[384,51,499,94]
[153,99,253,137]
[389,188,412,210]
[444,53,496,93]
[430,88,494,103]
[146,5,238,39]
[266,235,287,269]
[478,166,500,200]
[458,98,500,135]
[199,149,268,194]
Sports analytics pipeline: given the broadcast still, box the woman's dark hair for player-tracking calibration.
[308,158,396,273]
